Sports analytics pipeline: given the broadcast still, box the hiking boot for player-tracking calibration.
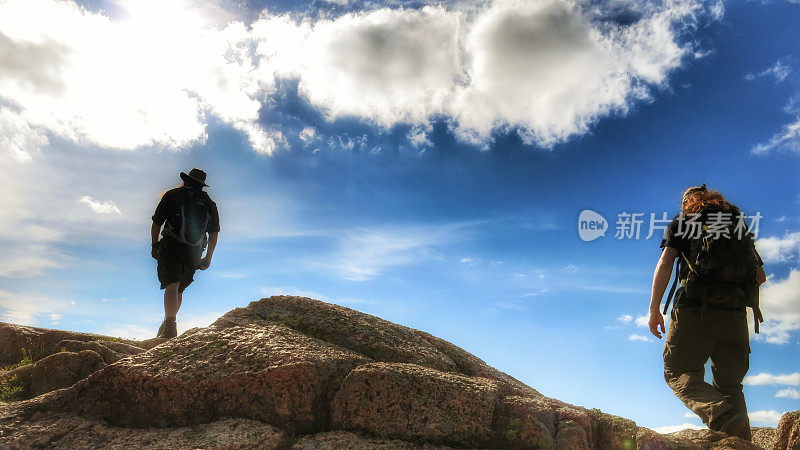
[720,412,751,441]
[156,317,177,339]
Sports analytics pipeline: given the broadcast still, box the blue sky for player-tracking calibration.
[1,0,799,432]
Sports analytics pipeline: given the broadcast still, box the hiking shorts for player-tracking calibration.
[156,237,202,293]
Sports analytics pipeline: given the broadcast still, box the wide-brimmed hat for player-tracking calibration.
[180,168,210,187]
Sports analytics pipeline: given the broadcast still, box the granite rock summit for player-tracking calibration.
[0,296,794,449]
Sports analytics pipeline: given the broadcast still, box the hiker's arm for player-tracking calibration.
[206,232,218,259]
[150,221,162,259]
[649,247,678,338]
[199,232,218,270]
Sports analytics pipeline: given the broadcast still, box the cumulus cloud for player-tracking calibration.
[744,372,800,386]
[257,0,701,147]
[629,333,651,342]
[407,125,432,149]
[617,314,633,324]
[453,0,694,146]
[748,410,784,426]
[0,106,48,162]
[0,0,278,154]
[262,6,462,128]
[0,0,707,153]
[755,269,800,344]
[299,126,317,143]
[757,231,800,263]
[79,196,122,215]
[776,388,800,399]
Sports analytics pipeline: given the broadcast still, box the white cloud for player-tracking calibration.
[755,269,800,344]
[407,125,432,149]
[0,107,47,162]
[683,411,700,419]
[79,196,122,215]
[776,388,800,399]
[100,323,154,341]
[0,244,65,279]
[0,0,706,153]
[0,0,273,154]
[652,423,705,434]
[629,333,651,342]
[752,117,800,155]
[0,289,75,326]
[757,231,800,263]
[517,290,546,297]
[178,311,224,334]
[745,59,792,82]
[748,410,784,426]
[617,314,633,324]
[494,301,526,311]
[636,314,650,328]
[708,0,724,21]
[454,0,696,147]
[250,0,702,148]
[262,6,462,128]
[575,284,649,294]
[0,138,189,278]
[234,122,287,155]
[331,226,452,281]
[215,272,247,279]
[260,286,330,300]
[299,126,317,143]
[744,372,800,386]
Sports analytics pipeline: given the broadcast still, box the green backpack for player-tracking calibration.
[663,208,761,330]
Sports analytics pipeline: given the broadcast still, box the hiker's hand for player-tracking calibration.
[198,256,211,270]
[649,311,665,339]
[755,307,764,324]
[151,243,159,260]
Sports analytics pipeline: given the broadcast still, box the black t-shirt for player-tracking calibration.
[152,187,220,235]
[660,212,763,306]
[659,213,691,256]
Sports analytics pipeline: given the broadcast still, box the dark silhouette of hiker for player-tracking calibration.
[648,184,766,441]
[151,168,220,338]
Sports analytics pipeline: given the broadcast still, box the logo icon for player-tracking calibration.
[578,210,607,242]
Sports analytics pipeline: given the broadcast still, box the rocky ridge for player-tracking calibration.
[0,296,797,449]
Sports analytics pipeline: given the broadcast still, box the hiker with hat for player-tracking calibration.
[647,184,766,441]
[150,168,220,338]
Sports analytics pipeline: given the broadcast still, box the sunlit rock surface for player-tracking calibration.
[0,296,789,449]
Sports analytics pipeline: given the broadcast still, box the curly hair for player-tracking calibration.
[681,184,735,214]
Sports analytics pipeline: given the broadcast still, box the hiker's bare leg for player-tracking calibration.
[177,290,183,313]
[164,282,180,318]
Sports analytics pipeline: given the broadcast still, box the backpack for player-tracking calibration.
[662,207,761,330]
[165,187,210,248]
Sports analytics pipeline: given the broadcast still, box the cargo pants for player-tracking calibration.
[663,306,750,429]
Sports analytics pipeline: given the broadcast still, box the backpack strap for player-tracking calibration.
[754,306,761,334]
[662,258,681,315]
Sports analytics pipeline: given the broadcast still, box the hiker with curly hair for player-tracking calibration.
[151,169,220,339]
[648,184,766,441]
